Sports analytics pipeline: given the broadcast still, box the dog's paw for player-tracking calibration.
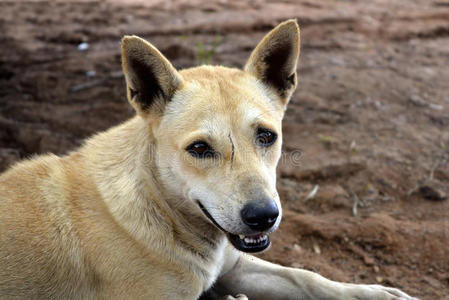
[219,294,248,300]
[344,284,419,300]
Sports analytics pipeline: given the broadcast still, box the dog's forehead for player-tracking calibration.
[164,66,282,130]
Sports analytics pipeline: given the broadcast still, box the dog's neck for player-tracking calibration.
[79,116,225,262]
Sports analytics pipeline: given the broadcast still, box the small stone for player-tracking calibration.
[77,42,89,51]
[376,276,383,283]
[408,94,427,107]
[86,70,96,77]
[293,244,302,253]
[373,265,380,273]
[418,183,447,201]
[313,243,321,254]
[363,256,375,266]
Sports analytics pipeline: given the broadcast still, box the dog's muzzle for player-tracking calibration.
[196,201,272,253]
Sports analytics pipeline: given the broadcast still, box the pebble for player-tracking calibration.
[408,94,427,107]
[86,70,96,77]
[293,244,302,253]
[363,256,375,266]
[418,183,447,201]
[77,42,89,51]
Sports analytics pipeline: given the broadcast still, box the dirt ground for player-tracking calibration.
[0,0,448,299]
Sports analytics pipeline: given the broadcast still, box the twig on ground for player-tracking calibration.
[350,189,360,216]
[303,184,319,203]
[406,185,419,198]
[70,71,123,93]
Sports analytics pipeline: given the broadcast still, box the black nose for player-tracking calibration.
[241,199,279,231]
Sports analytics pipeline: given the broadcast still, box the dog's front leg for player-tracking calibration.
[214,253,416,300]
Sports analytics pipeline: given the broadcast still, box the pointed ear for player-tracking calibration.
[121,35,183,115]
[245,20,300,103]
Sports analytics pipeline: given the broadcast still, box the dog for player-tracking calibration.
[0,20,416,299]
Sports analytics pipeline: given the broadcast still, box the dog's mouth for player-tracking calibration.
[197,201,270,253]
[227,232,270,253]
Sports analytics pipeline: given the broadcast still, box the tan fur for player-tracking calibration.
[0,20,415,300]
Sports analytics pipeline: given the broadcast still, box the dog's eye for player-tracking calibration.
[186,141,215,158]
[256,128,277,147]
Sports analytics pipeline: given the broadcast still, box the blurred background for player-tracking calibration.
[0,0,448,298]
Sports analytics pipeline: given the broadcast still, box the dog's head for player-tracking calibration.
[121,20,300,253]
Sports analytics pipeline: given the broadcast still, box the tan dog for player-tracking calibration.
[0,20,416,300]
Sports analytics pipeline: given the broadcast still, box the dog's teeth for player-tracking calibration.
[242,235,269,245]
[245,237,255,244]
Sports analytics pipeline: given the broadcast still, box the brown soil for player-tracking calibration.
[1,0,448,299]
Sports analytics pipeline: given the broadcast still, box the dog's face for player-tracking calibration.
[121,20,300,253]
